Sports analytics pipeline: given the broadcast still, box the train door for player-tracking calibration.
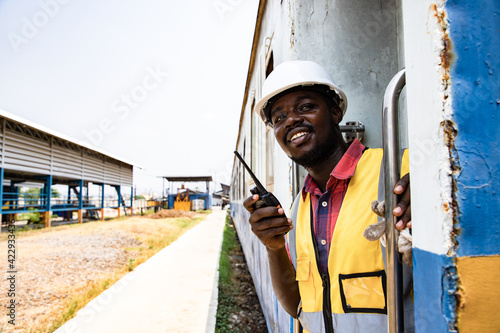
[284,1,412,331]
[289,0,408,197]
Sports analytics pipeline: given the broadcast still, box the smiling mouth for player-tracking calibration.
[290,132,307,142]
[284,124,314,146]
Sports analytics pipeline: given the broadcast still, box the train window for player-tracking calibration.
[265,51,274,189]
[266,52,274,78]
[266,128,274,190]
[242,138,246,196]
[251,98,257,173]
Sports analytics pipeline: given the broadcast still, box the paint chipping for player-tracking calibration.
[432,3,454,89]
[440,122,461,256]
[432,3,460,331]
[432,3,461,253]
[443,264,460,332]
[441,120,457,147]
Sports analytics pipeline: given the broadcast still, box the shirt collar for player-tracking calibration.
[302,139,366,200]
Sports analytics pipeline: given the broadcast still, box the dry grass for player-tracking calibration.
[0,210,209,333]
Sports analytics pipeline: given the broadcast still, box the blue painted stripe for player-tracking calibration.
[446,0,500,256]
[413,248,456,332]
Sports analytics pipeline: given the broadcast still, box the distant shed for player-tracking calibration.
[0,110,137,227]
[163,176,212,210]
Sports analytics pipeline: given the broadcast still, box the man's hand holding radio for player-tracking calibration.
[243,194,294,251]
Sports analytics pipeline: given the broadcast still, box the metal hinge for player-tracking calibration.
[340,121,365,143]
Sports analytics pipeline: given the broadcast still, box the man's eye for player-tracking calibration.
[299,104,314,112]
[272,114,285,125]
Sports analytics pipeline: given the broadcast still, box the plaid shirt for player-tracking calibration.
[301,139,366,273]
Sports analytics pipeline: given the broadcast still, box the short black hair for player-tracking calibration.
[263,84,340,125]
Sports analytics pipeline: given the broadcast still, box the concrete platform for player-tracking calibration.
[55,208,227,333]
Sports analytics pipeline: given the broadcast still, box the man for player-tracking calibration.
[243,60,412,332]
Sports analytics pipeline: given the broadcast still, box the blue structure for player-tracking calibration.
[0,110,136,227]
[163,176,212,210]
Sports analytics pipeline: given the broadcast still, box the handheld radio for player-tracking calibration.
[234,151,282,210]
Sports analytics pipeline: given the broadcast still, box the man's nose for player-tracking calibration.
[284,111,303,129]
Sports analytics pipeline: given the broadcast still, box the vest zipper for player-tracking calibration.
[321,272,334,333]
[310,204,334,333]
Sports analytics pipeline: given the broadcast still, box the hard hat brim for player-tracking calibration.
[254,81,348,126]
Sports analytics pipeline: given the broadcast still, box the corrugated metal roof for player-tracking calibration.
[0,109,142,168]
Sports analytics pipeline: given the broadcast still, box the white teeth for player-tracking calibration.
[291,132,307,141]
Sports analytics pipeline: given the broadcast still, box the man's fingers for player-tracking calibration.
[259,223,293,240]
[393,194,410,216]
[243,194,259,213]
[395,206,411,230]
[249,207,291,232]
[249,205,284,222]
[251,215,291,232]
[394,173,410,194]
[393,173,411,230]
[393,177,411,217]
[243,193,291,250]
[250,215,293,250]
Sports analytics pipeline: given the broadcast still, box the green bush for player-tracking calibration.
[26,208,40,224]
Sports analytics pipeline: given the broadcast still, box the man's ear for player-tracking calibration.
[331,105,343,124]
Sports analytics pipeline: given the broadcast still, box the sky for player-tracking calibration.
[0,0,259,196]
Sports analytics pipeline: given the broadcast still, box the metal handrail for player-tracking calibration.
[382,68,406,333]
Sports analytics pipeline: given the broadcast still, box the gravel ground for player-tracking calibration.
[225,250,268,332]
[0,212,199,333]
[0,226,142,332]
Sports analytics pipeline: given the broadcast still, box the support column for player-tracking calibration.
[78,179,83,224]
[116,185,121,218]
[205,180,211,210]
[45,175,52,228]
[14,185,19,210]
[101,183,105,221]
[44,211,50,228]
[130,186,134,216]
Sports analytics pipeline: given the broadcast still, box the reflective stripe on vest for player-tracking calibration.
[299,311,388,333]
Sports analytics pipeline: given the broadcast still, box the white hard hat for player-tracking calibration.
[253,60,347,125]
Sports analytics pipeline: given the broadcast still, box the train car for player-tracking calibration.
[231,1,499,332]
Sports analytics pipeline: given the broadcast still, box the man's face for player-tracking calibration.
[269,90,342,168]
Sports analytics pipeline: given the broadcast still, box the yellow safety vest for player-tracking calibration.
[288,148,410,333]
